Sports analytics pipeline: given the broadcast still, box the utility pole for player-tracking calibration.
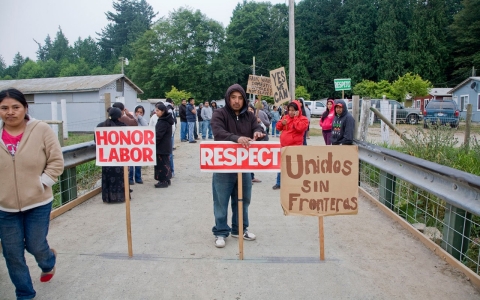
[252,56,256,102]
[289,0,295,100]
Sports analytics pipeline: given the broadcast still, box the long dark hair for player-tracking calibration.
[321,99,335,121]
[0,88,30,120]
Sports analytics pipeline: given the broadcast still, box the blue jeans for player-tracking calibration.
[276,173,281,186]
[212,173,252,237]
[202,120,213,139]
[271,121,279,136]
[129,166,142,182]
[0,202,56,300]
[180,121,188,141]
[197,121,203,137]
[170,135,175,175]
[188,122,195,142]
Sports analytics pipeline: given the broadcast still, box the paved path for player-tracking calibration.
[1,127,479,300]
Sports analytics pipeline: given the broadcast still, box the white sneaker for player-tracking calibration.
[231,231,256,241]
[215,236,225,248]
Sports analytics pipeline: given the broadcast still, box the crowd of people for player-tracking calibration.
[0,84,355,298]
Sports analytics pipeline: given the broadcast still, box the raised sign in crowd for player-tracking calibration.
[0,72,358,299]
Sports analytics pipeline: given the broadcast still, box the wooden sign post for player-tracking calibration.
[200,141,281,259]
[95,127,156,257]
[280,146,359,260]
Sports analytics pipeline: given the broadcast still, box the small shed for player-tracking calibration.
[0,74,143,132]
[449,77,480,122]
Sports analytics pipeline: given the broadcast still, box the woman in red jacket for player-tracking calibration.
[272,100,309,190]
[319,98,335,145]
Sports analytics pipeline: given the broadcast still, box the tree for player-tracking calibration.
[50,27,72,62]
[374,0,410,82]
[353,79,395,99]
[73,36,101,67]
[18,60,45,79]
[295,86,310,100]
[3,53,26,78]
[0,55,5,78]
[390,73,432,102]
[449,0,480,79]
[165,86,192,105]
[131,7,226,100]
[98,0,157,66]
[407,0,449,85]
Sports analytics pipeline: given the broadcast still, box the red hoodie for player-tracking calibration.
[319,99,335,131]
[276,100,309,147]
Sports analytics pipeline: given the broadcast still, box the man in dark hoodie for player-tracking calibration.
[331,99,355,145]
[210,84,266,248]
[179,99,188,142]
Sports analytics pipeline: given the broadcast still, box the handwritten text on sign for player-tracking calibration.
[270,67,290,106]
[280,146,359,217]
[200,141,281,172]
[95,127,156,166]
[246,75,273,97]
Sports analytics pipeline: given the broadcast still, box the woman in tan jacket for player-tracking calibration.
[0,88,64,300]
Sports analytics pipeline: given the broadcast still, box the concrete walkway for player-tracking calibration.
[1,129,479,300]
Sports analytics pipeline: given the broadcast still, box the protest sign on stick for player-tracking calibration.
[95,127,156,257]
[200,141,281,259]
[270,67,291,106]
[280,145,359,260]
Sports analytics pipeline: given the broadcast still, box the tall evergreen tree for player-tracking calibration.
[374,0,411,82]
[407,0,449,86]
[449,0,480,79]
[73,36,101,67]
[340,0,377,84]
[98,0,157,68]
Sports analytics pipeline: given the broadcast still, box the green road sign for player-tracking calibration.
[334,78,351,91]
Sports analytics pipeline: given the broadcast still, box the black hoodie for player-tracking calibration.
[211,84,265,142]
[330,99,355,145]
[155,112,174,154]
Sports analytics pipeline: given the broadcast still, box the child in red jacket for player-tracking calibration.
[272,100,309,189]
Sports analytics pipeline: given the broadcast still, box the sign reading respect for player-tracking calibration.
[200,141,281,172]
[280,146,359,217]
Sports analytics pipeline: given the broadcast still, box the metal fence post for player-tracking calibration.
[379,171,396,210]
[60,167,77,205]
[441,204,472,260]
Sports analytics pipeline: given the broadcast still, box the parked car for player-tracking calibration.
[347,99,423,124]
[423,100,459,128]
[303,100,326,117]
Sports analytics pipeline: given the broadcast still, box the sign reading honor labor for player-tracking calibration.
[270,67,291,106]
[246,75,273,97]
[200,141,281,172]
[281,146,359,217]
[95,127,156,166]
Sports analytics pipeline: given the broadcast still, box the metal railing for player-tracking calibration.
[357,140,480,278]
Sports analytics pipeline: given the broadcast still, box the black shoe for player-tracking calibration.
[272,184,280,190]
[181,139,188,142]
[189,140,197,143]
[154,181,169,188]
[136,180,143,184]
[129,180,134,185]
[167,180,171,186]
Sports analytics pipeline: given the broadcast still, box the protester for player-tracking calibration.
[200,100,213,139]
[304,103,312,139]
[272,100,309,190]
[197,103,203,138]
[96,107,130,203]
[0,88,64,300]
[210,84,265,248]
[179,99,188,142]
[297,98,308,145]
[112,102,138,126]
[261,99,273,135]
[129,105,148,185]
[247,104,265,184]
[320,99,335,145]
[186,97,197,143]
[154,102,174,188]
[165,99,176,177]
[331,99,355,145]
[211,100,218,111]
[271,106,281,137]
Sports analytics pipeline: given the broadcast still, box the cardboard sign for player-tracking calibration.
[200,141,281,172]
[270,67,291,106]
[280,146,359,217]
[95,127,156,166]
[246,75,273,96]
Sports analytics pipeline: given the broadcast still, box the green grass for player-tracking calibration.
[62,133,94,146]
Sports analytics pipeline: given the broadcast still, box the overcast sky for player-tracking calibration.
[1,0,291,65]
